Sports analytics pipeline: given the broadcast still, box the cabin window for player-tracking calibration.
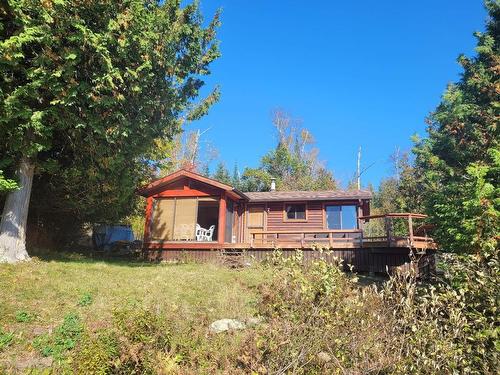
[325,205,358,229]
[284,203,307,221]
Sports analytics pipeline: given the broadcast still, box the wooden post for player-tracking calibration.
[408,214,414,246]
[143,197,153,243]
[385,216,392,247]
[218,192,226,244]
[328,232,333,248]
[301,232,305,248]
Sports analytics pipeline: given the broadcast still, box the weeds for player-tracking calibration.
[0,329,13,351]
[1,252,497,373]
[33,312,83,360]
[77,292,93,307]
[15,310,34,323]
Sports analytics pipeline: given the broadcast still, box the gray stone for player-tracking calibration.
[209,319,246,333]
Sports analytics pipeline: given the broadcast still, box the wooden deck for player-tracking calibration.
[142,213,438,278]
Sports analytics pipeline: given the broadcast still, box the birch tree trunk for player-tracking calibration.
[0,157,34,263]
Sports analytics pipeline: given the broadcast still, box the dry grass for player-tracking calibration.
[0,252,268,373]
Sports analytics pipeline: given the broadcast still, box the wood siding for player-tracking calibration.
[266,202,324,231]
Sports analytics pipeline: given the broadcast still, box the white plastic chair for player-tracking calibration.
[196,224,205,242]
[204,225,215,242]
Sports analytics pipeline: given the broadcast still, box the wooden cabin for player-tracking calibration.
[139,169,437,276]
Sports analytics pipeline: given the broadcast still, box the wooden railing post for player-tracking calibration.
[408,214,414,246]
[328,232,333,248]
[301,232,305,247]
[385,216,393,247]
[250,233,254,248]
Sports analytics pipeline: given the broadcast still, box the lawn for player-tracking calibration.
[0,253,269,373]
[1,251,495,374]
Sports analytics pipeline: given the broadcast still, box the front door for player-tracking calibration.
[247,205,265,242]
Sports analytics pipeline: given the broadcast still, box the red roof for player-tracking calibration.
[138,169,248,200]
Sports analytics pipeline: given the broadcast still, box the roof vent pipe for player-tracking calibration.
[270,178,276,191]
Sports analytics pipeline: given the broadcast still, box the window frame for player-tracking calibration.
[283,202,308,222]
[323,203,359,230]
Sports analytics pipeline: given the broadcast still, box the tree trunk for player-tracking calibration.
[0,157,35,263]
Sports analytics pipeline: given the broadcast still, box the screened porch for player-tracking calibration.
[149,197,236,243]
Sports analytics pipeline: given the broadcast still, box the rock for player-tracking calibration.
[316,352,332,364]
[209,319,246,333]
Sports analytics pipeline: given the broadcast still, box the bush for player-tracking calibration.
[239,250,499,374]
[73,330,118,375]
[67,250,498,374]
[383,252,499,374]
[73,305,173,374]
[240,251,398,373]
[77,292,93,307]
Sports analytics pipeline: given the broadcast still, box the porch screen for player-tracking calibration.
[173,198,197,240]
[151,199,175,240]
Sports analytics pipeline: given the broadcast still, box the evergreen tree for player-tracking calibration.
[231,163,241,189]
[414,1,499,256]
[0,0,220,262]
[212,162,231,184]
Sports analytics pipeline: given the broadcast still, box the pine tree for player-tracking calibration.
[414,1,499,256]
[212,162,231,185]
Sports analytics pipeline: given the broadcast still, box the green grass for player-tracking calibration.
[0,253,268,373]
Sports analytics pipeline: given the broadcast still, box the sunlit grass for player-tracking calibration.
[0,252,268,372]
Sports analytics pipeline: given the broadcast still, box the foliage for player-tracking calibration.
[413,1,499,255]
[33,312,83,360]
[240,252,398,373]
[382,252,499,374]
[77,292,93,307]
[374,149,425,214]
[0,251,498,373]
[73,330,118,375]
[240,110,338,191]
[0,170,17,193]
[0,0,221,247]
[212,161,232,184]
[0,329,14,351]
[15,310,34,323]
[0,256,266,372]
[156,128,220,176]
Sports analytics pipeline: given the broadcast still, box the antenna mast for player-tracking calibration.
[357,146,361,190]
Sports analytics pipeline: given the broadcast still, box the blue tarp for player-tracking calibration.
[92,224,135,250]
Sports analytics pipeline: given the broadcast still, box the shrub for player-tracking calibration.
[239,249,499,374]
[240,251,398,374]
[73,305,173,374]
[383,252,500,374]
[73,330,118,375]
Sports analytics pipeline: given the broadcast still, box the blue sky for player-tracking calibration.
[188,1,487,188]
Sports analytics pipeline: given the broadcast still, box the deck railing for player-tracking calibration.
[249,213,436,250]
[250,229,363,248]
